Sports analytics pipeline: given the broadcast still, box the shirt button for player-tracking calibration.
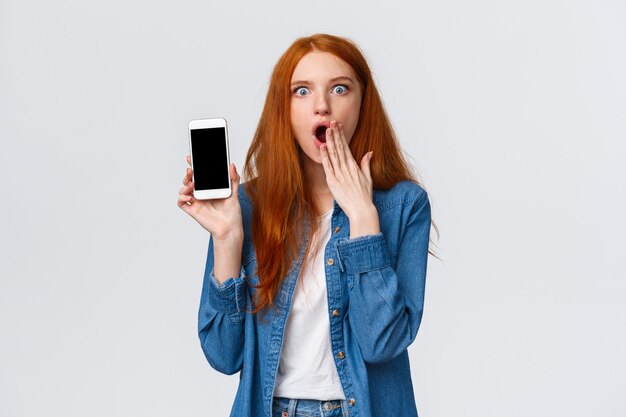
[281,412,288,417]
[327,258,334,266]
[332,309,340,317]
[349,398,356,406]
[334,226,341,233]
[337,351,345,359]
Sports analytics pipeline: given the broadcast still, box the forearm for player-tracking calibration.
[212,231,244,284]
[349,263,422,363]
[338,233,421,363]
[339,190,431,363]
[198,307,245,374]
[199,235,248,374]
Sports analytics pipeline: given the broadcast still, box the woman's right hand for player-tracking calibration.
[177,155,244,243]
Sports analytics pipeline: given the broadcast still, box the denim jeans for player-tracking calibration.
[272,397,350,417]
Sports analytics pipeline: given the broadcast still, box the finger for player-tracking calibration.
[179,180,193,195]
[230,164,240,197]
[186,155,191,167]
[319,144,335,181]
[337,123,359,174]
[332,122,348,170]
[178,198,199,216]
[325,127,341,177]
[183,167,192,185]
[177,192,193,208]
[360,151,373,183]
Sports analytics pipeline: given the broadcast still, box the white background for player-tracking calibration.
[1,0,625,416]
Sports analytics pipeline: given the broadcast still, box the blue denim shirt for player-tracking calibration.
[198,180,431,417]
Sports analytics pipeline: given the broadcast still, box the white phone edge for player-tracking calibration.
[188,117,232,200]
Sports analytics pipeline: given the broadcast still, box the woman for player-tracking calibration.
[178,33,435,417]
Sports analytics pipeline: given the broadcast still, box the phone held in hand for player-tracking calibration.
[188,118,232,200]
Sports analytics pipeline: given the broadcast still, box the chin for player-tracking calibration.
[301,149,323,165]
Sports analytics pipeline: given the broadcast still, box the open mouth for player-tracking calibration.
[313,122,330,143]
[315,125,327,143]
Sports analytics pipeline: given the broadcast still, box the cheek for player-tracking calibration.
[346,124,358,144]
[345,109,361,141]
[349,105,362,141]
[290,105,307,130]
[340,97,361,125]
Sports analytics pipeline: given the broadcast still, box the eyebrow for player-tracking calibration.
[290,76,355,87]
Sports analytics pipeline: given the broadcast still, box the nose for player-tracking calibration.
[314,92,330,115]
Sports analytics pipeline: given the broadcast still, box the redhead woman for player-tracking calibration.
[178,33,435,417]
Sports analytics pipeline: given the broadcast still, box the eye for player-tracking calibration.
[332,85,349,95]
[294,87,310,96]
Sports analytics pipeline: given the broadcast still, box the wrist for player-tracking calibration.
[348,204,380,239]
[213,228,244,246]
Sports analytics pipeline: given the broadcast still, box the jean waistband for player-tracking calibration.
[272,396,349,417]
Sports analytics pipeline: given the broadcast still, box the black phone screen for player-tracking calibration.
[190,127,229,190]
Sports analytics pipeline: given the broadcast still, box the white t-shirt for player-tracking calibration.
[273,209,346,400]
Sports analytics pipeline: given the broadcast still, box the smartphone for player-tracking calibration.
[188,118,232,200]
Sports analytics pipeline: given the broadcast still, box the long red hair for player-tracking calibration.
[244,34,436,315]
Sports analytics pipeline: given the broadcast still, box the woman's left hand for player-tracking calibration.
[320,121,380,238]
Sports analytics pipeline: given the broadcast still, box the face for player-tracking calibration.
[290,51,362,166]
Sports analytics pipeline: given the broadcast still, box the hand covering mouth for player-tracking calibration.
[313,122,330,143]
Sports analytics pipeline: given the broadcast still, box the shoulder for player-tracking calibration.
[372,180,428,213]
